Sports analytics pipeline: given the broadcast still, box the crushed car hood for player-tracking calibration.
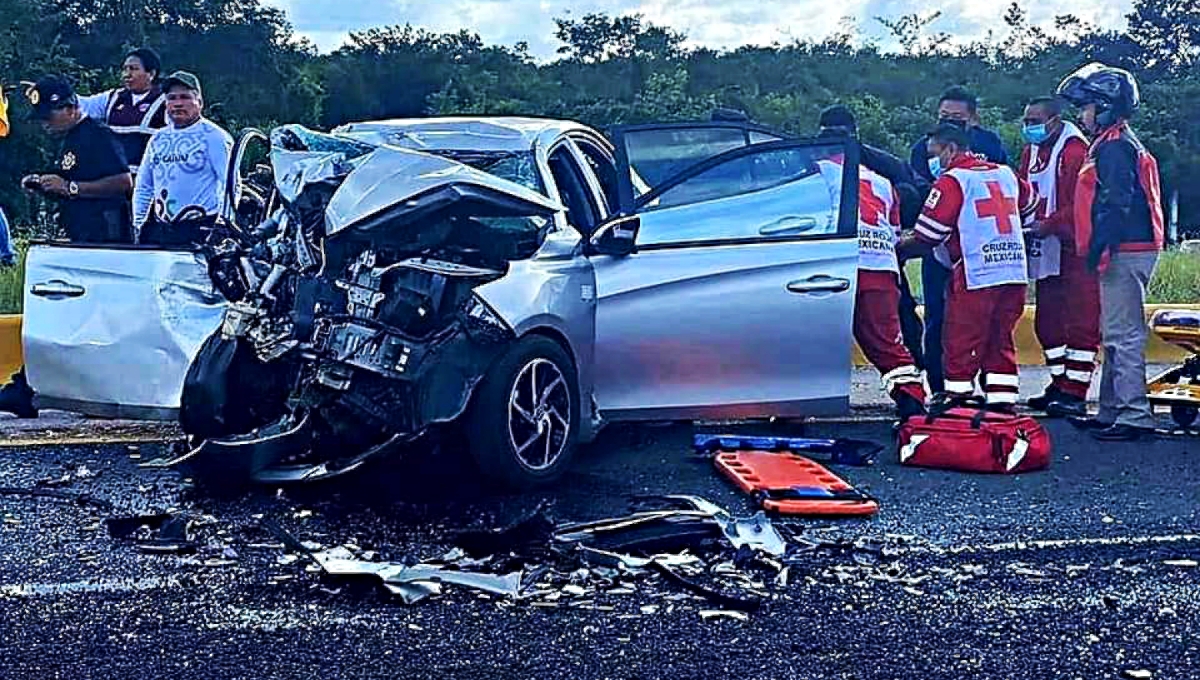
[267,124,562,237]
[323,146,562,236]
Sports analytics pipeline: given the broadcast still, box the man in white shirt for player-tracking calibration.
[133,70,234,246]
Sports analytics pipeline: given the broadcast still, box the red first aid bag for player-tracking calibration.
[897,407,1052,474]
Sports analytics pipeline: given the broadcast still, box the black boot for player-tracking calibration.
[1027,385,1061,412]
[0,370,37,419]
[1046,394,1087,419]
[893,390,927,421]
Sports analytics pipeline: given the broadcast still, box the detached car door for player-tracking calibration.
[590,130,859,421]
[22,243,224,419]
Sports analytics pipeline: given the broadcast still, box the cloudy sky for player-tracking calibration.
[264,0,1134,59]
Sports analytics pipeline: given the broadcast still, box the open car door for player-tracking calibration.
[589,125,859,421]
[20,129,269,420]
[22,244,224,419]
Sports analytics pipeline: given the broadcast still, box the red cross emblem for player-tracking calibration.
[974,181,1018,235]
[859,179,888,227]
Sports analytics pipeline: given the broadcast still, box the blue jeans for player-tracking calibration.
[0,207,15,266]
[921,255,950,393]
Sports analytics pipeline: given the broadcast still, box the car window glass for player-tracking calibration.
[621,127,753,195]
[547,146,601,232]
[574,140,619,214]
[635,143,848,247]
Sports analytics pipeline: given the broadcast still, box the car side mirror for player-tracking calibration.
[589,215,640,257]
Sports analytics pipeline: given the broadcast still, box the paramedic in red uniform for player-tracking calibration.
[898,122,1037,411]
[1017,96,1095,418]
[818,106,927,419]
[1057,63,1164,441]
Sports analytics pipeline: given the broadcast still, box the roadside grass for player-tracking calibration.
[904,249,1200,306]
[0,243,24,315]
[0,244,1197,315]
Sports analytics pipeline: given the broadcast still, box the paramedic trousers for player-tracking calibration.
[1035,254,1101,399]
[921,255,950,393]
[854,271,926,404]
[942,265,1027,406]
[1097,251,1159,429]
[897,267,925,370]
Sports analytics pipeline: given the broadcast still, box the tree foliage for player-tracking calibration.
[2,0,1200,230]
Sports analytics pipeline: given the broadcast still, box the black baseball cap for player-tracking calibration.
[162,71,202,97]
[27,76,78,119]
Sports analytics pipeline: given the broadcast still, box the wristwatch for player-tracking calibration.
[68,181,79,198]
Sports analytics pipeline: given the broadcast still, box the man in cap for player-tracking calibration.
[133,71,234,246]
[19,76,134,243]
[1,76,134,418]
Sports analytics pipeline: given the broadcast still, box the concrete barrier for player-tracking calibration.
[0,315,20,381]
[1,306,1192,381]
[853,304,1195,367]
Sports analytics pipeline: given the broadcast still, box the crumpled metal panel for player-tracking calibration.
[323,146,561,236]
[22,245,224,415]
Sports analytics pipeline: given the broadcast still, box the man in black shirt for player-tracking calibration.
[0,76,134,418]
[20,76,134,243]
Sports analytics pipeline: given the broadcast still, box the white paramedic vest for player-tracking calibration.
[1023,122,1087,281]
[945,165,1029,290]
[857,166,900,274]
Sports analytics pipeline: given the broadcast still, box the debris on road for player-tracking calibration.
[699,609,749,622]
[454,502,555,558]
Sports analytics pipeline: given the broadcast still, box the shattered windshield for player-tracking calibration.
[428,151,552,236]
[430,151,545,196]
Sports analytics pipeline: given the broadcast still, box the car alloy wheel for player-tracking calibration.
[507,357,572,471]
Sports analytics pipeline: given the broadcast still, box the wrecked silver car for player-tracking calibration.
[25,117,863,487]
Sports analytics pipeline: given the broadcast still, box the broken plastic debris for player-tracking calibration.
[384,581,442,605]
[455,503,555,558]
[699,610,749,622]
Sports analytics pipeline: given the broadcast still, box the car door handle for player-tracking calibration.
[787,276,851,294]
[30,280,86,299]
[759,216,817,236]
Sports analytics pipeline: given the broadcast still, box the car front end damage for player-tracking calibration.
[172,125,564,484]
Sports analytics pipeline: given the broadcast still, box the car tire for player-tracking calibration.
[466,335,580,489]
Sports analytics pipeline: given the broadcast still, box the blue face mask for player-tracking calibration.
[1022,122,1051,145]
[928,156,943,178]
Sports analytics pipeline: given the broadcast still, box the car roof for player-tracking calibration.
[331,116,605,154]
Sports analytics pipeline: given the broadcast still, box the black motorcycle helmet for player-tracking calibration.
[1056,62,1140,126]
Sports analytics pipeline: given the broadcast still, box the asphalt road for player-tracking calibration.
[0,411,1197,680]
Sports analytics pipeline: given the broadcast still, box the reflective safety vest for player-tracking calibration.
[1075,123,1164,271]
[945,165,1029,290]
[857,165,900,274]
[1023,121,1087,281]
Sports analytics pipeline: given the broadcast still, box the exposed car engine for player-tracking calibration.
[175,125,560,484]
